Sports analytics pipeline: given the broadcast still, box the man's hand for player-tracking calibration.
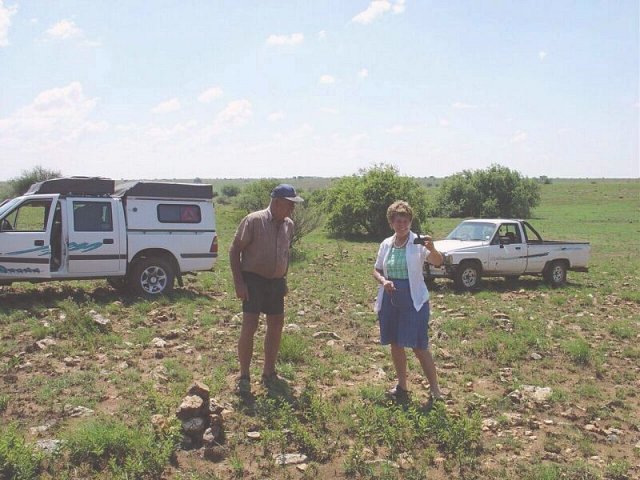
[234,282,249,301]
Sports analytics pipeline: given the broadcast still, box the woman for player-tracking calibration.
[373,200,444,402]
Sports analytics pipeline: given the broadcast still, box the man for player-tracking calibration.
[229,183,304,395]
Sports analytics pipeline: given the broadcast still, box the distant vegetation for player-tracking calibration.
[8,166,62,196]
[433,164,541,219]
[322,164,429,239]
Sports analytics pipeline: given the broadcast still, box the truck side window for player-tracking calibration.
[497,224,522,244]
[3,200,52,232]
[157,204,201,223]
[73,202,113,232]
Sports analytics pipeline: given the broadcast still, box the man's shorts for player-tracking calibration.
[241,271,286,315]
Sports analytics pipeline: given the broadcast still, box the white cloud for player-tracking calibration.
[209,99,253,135]
[319,74,335,84]
[147,121,197,140]
[387,124,406,134]
[151,98,181,114]
[392,0,406,14]
[267,111,284,122]
[44,18,101,46]
[352,0,405,24]
[46,19,82,39]
[452,101,478,109]
[318,30,326,40]
[0,1,18,47]
[358,68,369,78]
[198,86,223,103]
[266,33,304,46]
[538,50,547,61]
[510,130,528,143]
[320,107,339,114]
[439,118,449,127]
[0,82,102,148]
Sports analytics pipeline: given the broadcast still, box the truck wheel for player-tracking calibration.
[454,261,481,291]
[129,257,175,297]
[544,260,567,287]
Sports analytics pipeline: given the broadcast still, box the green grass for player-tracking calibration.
[0,425,42,480]
[63,417,180,478]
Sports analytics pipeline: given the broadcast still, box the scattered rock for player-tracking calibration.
[247,431,261,440]
[29,424,51,436]
[63,405,94,418]
[35,439,64,454]
[284,323,301,332]
[313,331,341,340]
[606,434,620,444]
[482,419,499,432]
[36,338,57,350]
[63,356,80,366]
[151,337,167,348]
[530,352,543,360]
[89,310,110,326]
[273,453,308,465]
[151,414,169,433]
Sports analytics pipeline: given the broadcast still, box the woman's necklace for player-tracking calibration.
[393,234,409,248]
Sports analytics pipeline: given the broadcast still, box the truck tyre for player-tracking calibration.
[454,261,481,291]
[129,257,175,297]
[544,260,567,287]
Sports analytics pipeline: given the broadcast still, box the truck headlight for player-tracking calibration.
[443,253,452,265]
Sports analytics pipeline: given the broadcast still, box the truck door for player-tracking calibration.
[66,198,122,274]
[0,195,58,280]
[488,222,527,274]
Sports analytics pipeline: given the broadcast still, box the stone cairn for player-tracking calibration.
[176,381,226,460]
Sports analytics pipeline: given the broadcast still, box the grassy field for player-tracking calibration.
[0,180,638,479]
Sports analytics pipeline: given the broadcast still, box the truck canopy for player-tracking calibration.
[114,181,213,199]
[26,177,115,196]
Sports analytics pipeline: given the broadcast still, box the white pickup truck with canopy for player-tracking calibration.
[0,177,218,296]
[425,219,590,290]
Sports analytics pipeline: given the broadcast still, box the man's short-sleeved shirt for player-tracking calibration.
[232,208,294,279]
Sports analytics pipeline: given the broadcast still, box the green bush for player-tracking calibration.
[236,179,279,213]
[434,164,540,218]
[0,425,42,480]
[323,164,429,239]
[221,184,241,197]
[8,166,62,196]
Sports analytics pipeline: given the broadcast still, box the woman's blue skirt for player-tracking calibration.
[378,278,430,349]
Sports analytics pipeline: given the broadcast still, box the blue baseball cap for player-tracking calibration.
[270,184,304,203]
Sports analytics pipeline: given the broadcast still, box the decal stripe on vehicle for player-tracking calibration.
[180,253,218,258]
[0,257,50,264]
[69,254,127,260]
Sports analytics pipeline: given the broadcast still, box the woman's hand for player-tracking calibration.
[422,235,435,251]
[383,279,396,294]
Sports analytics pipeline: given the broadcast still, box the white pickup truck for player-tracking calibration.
[425,219,590,290]
[0,177,218,296]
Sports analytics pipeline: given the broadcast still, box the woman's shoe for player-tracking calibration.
[386,384,409,402]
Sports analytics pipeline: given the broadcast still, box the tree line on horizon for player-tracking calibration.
[3,164,542,241]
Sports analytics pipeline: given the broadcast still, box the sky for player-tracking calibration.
[0,0,638,181]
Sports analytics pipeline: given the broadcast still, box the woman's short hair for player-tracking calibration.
[387,200,413,224]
